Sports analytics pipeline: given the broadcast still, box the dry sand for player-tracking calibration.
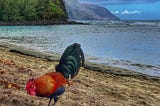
[0,46,160,106]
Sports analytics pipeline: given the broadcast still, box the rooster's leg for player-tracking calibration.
[48,98,53,106]
[48,97,58,106]
[53,96,58,106]
[49,86,65,106]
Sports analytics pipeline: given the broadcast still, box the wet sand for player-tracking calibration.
[0,44,160,106]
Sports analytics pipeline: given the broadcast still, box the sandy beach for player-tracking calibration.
[0,44,160,106]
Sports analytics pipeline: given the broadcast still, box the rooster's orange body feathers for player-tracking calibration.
[33,72,66,97]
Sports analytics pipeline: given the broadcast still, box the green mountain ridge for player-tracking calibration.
[0,0,67,23]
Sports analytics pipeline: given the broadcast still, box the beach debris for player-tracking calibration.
[17,66,32,73]
[7,83,20,90]
[0,58,16,67]
[18,66,26,71]
[0,80,20,90]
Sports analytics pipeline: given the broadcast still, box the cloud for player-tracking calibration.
[111,10,142,15]
[121,10,142,15]
[78,0,160,5]
[111,11,119,14]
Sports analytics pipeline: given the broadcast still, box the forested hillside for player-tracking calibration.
[0,0,67,22]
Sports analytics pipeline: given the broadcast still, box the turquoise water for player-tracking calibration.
[0,21,160,76]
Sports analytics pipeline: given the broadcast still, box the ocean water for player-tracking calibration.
[0,20,160,76]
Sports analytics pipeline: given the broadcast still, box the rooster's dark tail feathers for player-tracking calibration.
[55,43,85,79]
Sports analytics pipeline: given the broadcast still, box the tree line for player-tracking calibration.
[0,0,67,21]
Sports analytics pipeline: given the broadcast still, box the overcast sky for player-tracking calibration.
[78,0,160,20]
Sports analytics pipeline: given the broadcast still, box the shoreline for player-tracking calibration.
[0,41,160,106]
[0,41,159,81]
[0,20,88,26]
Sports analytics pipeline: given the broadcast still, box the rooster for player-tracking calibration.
[26,43,85,106]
